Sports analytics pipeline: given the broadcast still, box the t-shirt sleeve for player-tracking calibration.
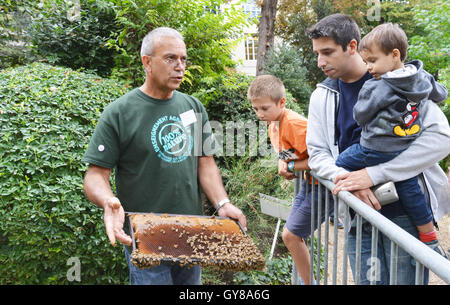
[82,107,120,169]
[286,119,308,159]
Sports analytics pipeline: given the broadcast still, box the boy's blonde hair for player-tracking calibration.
[358,23,408,62]
[247,75,286,103]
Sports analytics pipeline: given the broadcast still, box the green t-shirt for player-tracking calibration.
[82,88,216,216]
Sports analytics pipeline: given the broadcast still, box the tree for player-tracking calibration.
[106,0,249,91]
[256,0,278,75]
[0,0,38,68]
[332,0,422,37]
[408,0,449,80]
[27,0,118,77]
[275,0,335,86]
[264,43,312,111]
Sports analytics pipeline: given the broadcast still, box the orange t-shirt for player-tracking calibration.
[268,109,308,161]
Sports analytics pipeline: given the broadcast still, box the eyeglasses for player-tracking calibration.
[148,54,187,67]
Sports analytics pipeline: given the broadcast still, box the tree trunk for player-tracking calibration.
[256,0,278,76]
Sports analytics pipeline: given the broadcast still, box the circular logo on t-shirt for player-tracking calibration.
[150,115,192,163]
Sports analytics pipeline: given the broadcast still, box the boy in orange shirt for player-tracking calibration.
[248,75,335,285]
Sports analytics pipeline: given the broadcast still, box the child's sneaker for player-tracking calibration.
[424,240,449,259]
[329,216,344,229]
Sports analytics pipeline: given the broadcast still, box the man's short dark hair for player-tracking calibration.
[307,14,361,51]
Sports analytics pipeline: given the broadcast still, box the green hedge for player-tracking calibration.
[0,62,129,284]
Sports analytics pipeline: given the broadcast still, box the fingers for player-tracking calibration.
[333,173,348,194]
[282,172,297,180]
[333,169,374,194]
[218,203,247,232]
[352,189,381,211]
[333,184,381,211]
[334,172,350,185]
[114,228,132,246]
[104,196,131,246]
[103,209,116,246]
[278,160,296,180]
[237,211,247,232]
[278,163,297,180]
[332,179,357,194]
[104,196,120,246]
[367,191,381,211]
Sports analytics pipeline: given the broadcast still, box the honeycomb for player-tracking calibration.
[129,213,265,271]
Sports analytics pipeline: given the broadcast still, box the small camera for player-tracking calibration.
[371,181,399,206]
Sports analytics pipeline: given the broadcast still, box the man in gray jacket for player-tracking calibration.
[336,22,448,256]
[306,14,450,284]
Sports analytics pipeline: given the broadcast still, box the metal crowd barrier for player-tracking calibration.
[260,170,450,285]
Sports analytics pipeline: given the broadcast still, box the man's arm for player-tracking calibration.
[333,101,450,192]
[83,164,132,246]
[307,89,381,209]
[306,89,348,181]
[197,156,247,231]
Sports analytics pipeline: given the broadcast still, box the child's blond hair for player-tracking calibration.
[247,75,286,103]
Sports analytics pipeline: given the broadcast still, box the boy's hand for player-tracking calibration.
[278,159,297,180]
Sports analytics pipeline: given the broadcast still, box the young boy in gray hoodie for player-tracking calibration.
[335,23,448,255]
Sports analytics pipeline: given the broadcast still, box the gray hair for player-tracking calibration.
[140,27,184,58]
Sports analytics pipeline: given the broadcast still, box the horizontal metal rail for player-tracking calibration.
[307,171,450,285]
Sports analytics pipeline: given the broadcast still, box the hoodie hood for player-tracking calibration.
[382,60,447,104]
[319,77,339,93]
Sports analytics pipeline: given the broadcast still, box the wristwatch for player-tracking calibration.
[288,161,295,173]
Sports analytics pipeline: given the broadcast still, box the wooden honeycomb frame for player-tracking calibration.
[128,213,265,271]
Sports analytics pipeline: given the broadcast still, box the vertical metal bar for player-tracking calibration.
[316,183,322,284]
[128,215,137,251]
[300,170,303,191]
[292,261,300,285]
[355,214,362,285]
[269,218,281,261]
[291,171,302,285]
[415,262,424,285]
[305,172,309,194]
[332,194,338,285]
[309,176,315,284]
[342,204,349,285]
[294,172,300,196]
[370,226,378,285]
[389,241,398,285]
[323,188,330,285]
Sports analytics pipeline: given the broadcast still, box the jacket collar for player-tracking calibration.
[317,77,339,94]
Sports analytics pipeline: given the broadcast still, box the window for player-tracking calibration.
[204,5,220,14]
[242,0,260,21]
[245,35,258,61]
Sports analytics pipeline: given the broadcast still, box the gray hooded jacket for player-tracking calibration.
[355,60,448,152]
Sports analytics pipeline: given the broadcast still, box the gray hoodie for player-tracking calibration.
[354,60,448,152]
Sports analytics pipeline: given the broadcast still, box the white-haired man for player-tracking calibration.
[82,27,246,285]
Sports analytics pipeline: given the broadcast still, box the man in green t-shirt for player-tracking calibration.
[82,27,246,285]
